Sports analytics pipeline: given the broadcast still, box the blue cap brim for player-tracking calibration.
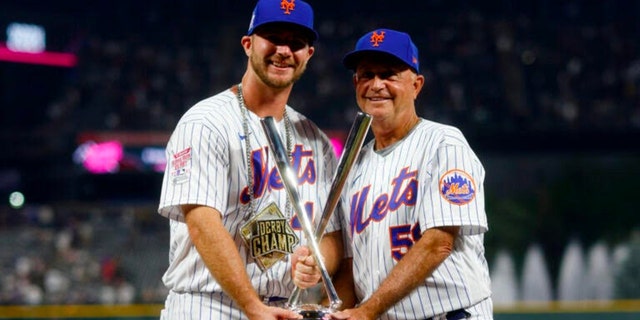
[249,21,318,42]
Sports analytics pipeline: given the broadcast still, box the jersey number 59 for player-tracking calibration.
[390,222,422,261]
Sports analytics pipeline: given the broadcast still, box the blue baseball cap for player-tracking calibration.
[343,28,419,72]
[247,0,318,42]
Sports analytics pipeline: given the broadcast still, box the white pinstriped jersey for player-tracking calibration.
[157,89,339,318]
[341,119,492,320]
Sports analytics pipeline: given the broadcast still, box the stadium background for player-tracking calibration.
[1,0,640,319]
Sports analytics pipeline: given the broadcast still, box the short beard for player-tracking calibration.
[250,53,307,89]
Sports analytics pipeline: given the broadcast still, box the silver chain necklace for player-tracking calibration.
[236,83,293,218]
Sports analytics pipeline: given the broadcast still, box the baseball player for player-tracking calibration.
[157,1,343,319]
[294,29,493,319]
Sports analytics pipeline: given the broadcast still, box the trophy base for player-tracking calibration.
[291,304,332,320]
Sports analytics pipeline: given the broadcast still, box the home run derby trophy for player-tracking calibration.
[261,112,371,320]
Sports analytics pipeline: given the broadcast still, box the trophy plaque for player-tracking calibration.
[240,202,300,271]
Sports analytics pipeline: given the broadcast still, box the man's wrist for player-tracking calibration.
[357,299,383,319]
[235,291,263,314]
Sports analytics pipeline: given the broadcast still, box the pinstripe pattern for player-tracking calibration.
[158,89,339,318]
[342,119,492,320]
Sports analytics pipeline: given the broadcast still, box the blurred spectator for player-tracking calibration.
[0,204,164,305]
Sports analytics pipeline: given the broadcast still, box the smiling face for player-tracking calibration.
[243,23,315,89]
[353,53,424,122]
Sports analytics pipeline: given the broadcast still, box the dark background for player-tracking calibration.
[1,0,640,304]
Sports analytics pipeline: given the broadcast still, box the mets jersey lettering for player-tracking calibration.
[240,144,317,230]
[350,167,417,235]
[240,144,316,204]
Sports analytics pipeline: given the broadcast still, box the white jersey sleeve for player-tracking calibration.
[417,123,488,235]
[158,121,230,221]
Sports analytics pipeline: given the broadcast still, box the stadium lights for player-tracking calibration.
[1,22,76,67]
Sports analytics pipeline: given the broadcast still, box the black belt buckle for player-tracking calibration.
[263,296,288,303]
[446,309,470,320]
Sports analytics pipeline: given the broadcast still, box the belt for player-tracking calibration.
[425,309,470,320]
[262,296,288,303]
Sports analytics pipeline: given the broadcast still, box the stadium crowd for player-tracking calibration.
[0,203,168,305]
[41,1,640,137]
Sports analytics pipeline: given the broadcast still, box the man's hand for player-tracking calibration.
[245,303,303,320]
[330,308,375,320]
[291,246,321,289]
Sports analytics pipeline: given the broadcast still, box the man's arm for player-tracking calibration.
[183,204,301,320]
[335,226,459,320]
[319,230,344,276]
[331,258,357,309]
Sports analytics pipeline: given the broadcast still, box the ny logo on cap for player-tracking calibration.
[281,0,295,14]
[370,31,385,47]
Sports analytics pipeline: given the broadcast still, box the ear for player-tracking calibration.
[241,35,252,56]
[306,45,315,58]
[352,73,358,87]
[413,74,425,98]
